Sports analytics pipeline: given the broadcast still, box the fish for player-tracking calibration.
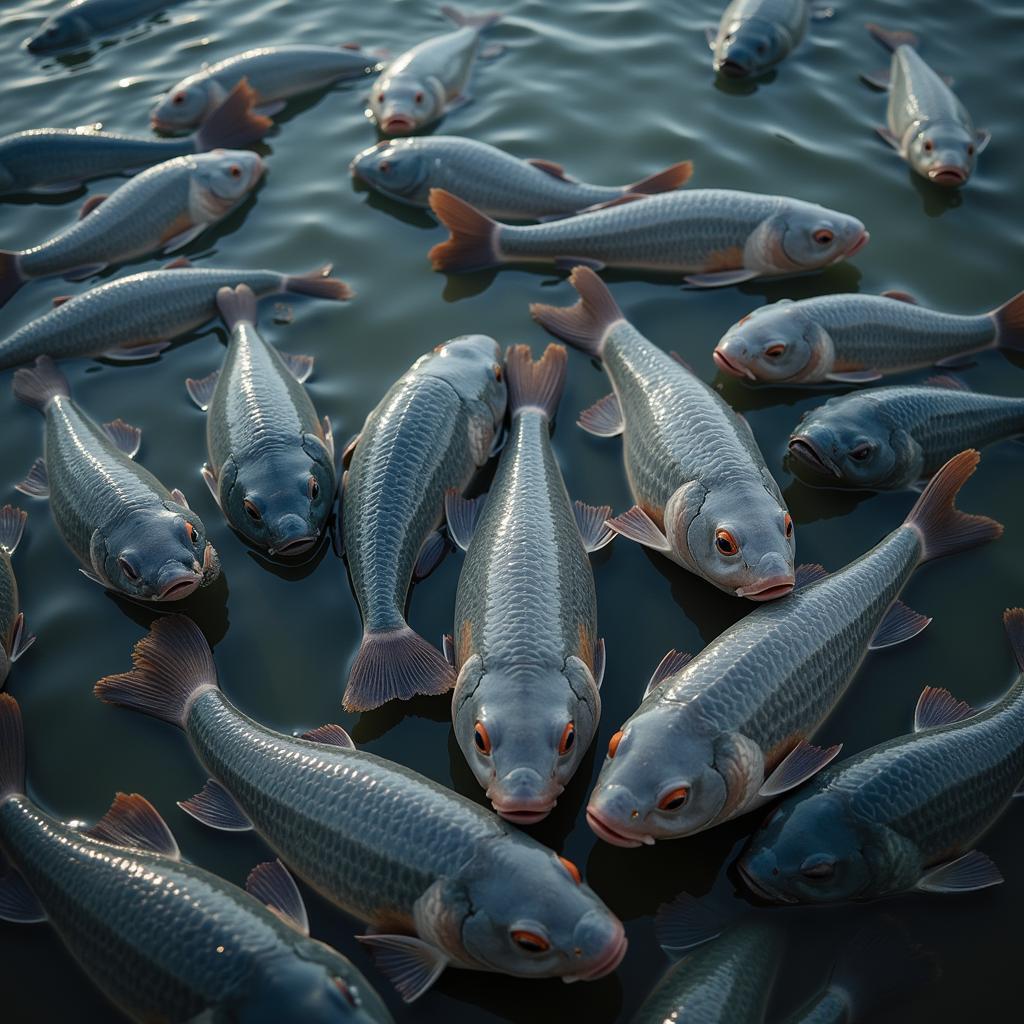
[429,188,868,286]
[532,267,796,601]
[0,507,34,688]
[0,259,351,371]
[350,136,693,219]
[0,149,265,309]
[340,334,507,711]
[96,615,628,1002]
[25,0,182,53]
[707,0,813,79]
[0,694,393,1024]
[584,450,1001,848]
[446,344,610,824]
[369,5,501,136]
[739,606,1024,904]
[788,376,1024,490]
[187,285,337,557]
[152,44,382,130]
[0,80,270,197]
[864,24,989,188]
[713,289,1024,384]
[12,356,220,601]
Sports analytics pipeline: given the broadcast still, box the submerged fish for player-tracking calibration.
[708,0,810,79]
[341,334,506,711]
[369,5,501,135]
[713,290,1024,384]
[0,260,351,371]
[153,44,382,130]
[788,376,1024,490]
[0,695,392,1024]
[0,80,270,197]
[741,607,1024,904]
[0,507,34,688]
[532,267,795,601]
[13,357,219,601]
[585,450,1001,847]
[26,0,181,53]
[447,344,610,823]
[187,285,337,557]
[351,136,692,219]
[96,616,628,1002]
[865,24,989,188]
[430,188,867,286]
[0,149,264,309]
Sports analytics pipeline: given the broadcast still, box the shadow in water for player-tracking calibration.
[350,691,452,744]
[782,477,874,526]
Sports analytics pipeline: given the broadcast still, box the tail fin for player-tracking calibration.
[529,266,624,359]
[866,23,919,52]
[0,506,27,556]
[12,356,70,413]
[216,284,258,330]
[626,160,693,195]
[94,615,219,728]
[440,4,501,29]
[195,78,273,152]
[505,343,567,421]
[342,626,455,712]
[284,263,353,301]
[0,251,25,310]
[992,291,1024,351]
[905,450,1002,562]
[428,189,501,272]
[0,693,25,799]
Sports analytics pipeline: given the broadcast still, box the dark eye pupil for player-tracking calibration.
[474,731,486,751]
[517,937,543,952]
[665,796,685,810]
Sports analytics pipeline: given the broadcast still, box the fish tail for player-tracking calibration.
[505,342,567,421]
[12,355,70,413]
[342,625,455,712]
[529,266,623,359]
[284,264,354,301]
[626,160,693,195]
[195,78,273,152]
[0,693,26,799]
[94,615,220,729]
[216,284,258,330]
[992,291,1024,352]
[0,250,24,310]
[427,189,501,272]
[440,4,501,29]
[0,505,27,556]
[866,23,919,52]
[906,450,1002,563]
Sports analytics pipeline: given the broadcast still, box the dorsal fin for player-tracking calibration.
[914,686,975,731]
[82,793,180,858]
[644,650,693,698]
[795,563,829,589]
[527,158,571,181]
[299,724,355,749]
[246,860,309,935]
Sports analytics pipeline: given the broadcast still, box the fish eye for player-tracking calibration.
[377,92,385,103]
[493,363,503,381]
[378,159,391,173]
[923,138,934,153]
[415,90,424,103]
[784,513,793,538]
[333,978,358,1007]
[186,521,200,544]
[800,856,836,880]
[607,729,624,758]
[658,786,689,811]
[308,475,320,500]
[764,343,786,359]
[228,164,242,179]
[172,92,187,106]
[756,42,766,54]
[558,722,575,755]
[511,929,550,954]
[715,528,739,556]
[967,143,975,156]
[474,721,492,755]
[849,443,872,462]
[243,499,262,521]
[558,856,582,884]
[812,228,834,246]
[118,556,139,581]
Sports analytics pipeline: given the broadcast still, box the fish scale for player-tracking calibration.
[889,47,972,143]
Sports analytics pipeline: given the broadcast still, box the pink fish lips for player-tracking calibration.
[564,922,629,983]
[713,348,755,380]
[585,806,655,848]
[844,229,870,258]
[929,166,967,187]
[381,115,416,135]
[736,575,796,601]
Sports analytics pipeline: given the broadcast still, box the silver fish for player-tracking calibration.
[585,451,1001,847]
[430,188,868,286]
[26,0,182,53]
[13,356,219,601]
[532,267,795,601]
[708,0,811,79]
[0,149,264,309]
[96,615,628,1002]
[0,696,392,1024]
[341,334,506,711]
[447,344,609,823]
[0,507,34,688]
[368,5,501,135]
[740,607,1024,904]
[351,135,692,219]
[714,289,1024,384]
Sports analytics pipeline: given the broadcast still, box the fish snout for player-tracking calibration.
[736,551,795,602]
[737,848,791,902]
[488,767,559,824]
[716,54,751,78]
[586,785,654,847]
[381,113,417,135]
[565,913,628,983]
[268,514,317,557]
[843,229,870,258]
[713,347,755,380]
[928,164,968,187]
[156,565,202,601]
[788,436,842,478]
[248,156,266,187]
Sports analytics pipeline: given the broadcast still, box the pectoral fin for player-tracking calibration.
[975,129,991,154]
[654,892,724,958]
[684,269,759,288]
[102,418,142,458]
[413,530,450,580]
[0,871,46,924]
[605,505,672,553]
[875,126,901,150]
[577,392,623,437]
[103,341,171,362]
[913,686,975,731]
[916,850,1003,893]
[281,352,314,383]
[163,225,206,253]
[445,490,485,551]
[356,934,448,1003]
[9,613,35,662]
[644,650,693,699]
[201,464,220,506]
[869,600,931,650]
[758,740,842,798]
[15,459,49,499]
[178,779,253,832]
[573,500,614,552]
[825,369,883,383]
[186,370,220,411]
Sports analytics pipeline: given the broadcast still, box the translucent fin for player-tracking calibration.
[916,850,1002,893]
[445,490,485,551]
[178,778,253,832]
[299,724,355,749]
[186,370,220,411]
[246,860,308,935]
[357,933,448,1003]
[913,686,975,732]
[102,418,142,458]
[574,500,614,552]
[644,650,693,699]
[759,740,843,798]
[15,459,49,499]
[869,600,931,649]
[82,793,180,858]
[605,505,671,552]
[577,392,623,437]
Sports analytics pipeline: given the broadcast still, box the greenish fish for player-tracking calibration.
[0,507,34,688]
[707,0,812,79]
[26,0,182,53]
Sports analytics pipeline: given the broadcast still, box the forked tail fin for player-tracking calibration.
[992,291,1024,352]
[427,189,501,272]
[529,265,624,359]
[866,23,919,52]
[626,160,693,195]
[284,263,353,301]
[505,343,567,421]
[195,78,273,151]
[12,356,70,413]
[216,284,259,331]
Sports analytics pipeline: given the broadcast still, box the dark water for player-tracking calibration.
[2,0,1023,1021]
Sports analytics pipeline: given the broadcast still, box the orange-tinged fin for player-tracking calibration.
[440,4,501,29]
[527,158,570,180]
[924,374,970,391]
[759,739,843,798]
[505,342,566,421]
[0,250,24,309]
[913,686,976,732]
[342,626,455,711]
[866,23,919,52]
[284,263,353,301]
[195,78,272,151]
[300,724,355,749]
[794,563,829,589]
[82,793,180,858]
[427,189,501,272]
[12,355,70,413]
[869,599,931,650]
[0,505,27,556]
[78,194,108,219]
[179,778,252,831]
[1004,608,1024,670]
[626,160,693,195]
[102,418,142,458]
[0,693,25,799]
[904,449,1002,562]
[992,291,1024,351]
[529,265,624,359]
[94,615,219,728]
[216,284,258,330]
[246,860,309,935]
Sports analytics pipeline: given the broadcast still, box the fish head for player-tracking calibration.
[151,78,214,131]
[714,302,830,383]
[909,123,976,188]
[190,149,265,216]
[714,17,787,78]
[370,75,442,135]
[26,14,88,53]
[350,140,431,204]
[453,656,600,824]
[762,204,869,273]
[455,845,626,981]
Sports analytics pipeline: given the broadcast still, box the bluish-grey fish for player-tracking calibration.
[0,695,392,1024]
[351,136,692,219]
[96,616,628,1002]
[0,149,264,309]
[186,285,337,557]
[0,507,34,688]
[447,344,609,823]
[0,260,351,371]
[707,0,814,79]
[532,267,796,601]
[341,334,506,711]
[585,451,1000,848]
[430,188,868,286]
[13,356,219,601]
[713,289,1024,384]
[26,0,182,53]
[740,607,1024,904]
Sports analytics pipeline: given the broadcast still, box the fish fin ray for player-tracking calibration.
[0,505,27,555]
[644,650,693,699]
[683,269,759,288]
[102,418,142,458]
[605,505,671,552]
[13,356,70,413]
[9,613,35,663]
[869,600,931,649]
[913,686,976,732]
[178,778,253,832]
[0,870,46,924]
[444,490,485,551]
[356,933,448,1003]
[795,563,829,588]
[654,893,723,958]
[526,158,571,180]
[343,627,455,711]
[299,724,355,749]
[577,392,623,437]
[916,850,1002,893]
[281,352,314,384]
[428,189,500,272]
[759,740,843,798]
[413,530,450,580]
[245,860,309,934]
[186,371,220,411]
[195,78,273,150]
[626,160,693,195]
[506,343,567,421]
[82,793,179,858]
[574,501,615,552]
[15,459,49,499]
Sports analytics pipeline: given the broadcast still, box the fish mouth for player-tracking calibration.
[928,166,967,187]
[248,159,266,187]
[788,437,842,478]
[736,576,795,601]
[269,535,317,557]
[844,230,870,258]
[737,857,796,904]
[586,808,654,848]
[493,803,555,825]
[150,115,181,133]
[713,349,755,380]
[157,574,201,601]
[382,115,416,135]
[564,931,629,983]
[717,58,750,78]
